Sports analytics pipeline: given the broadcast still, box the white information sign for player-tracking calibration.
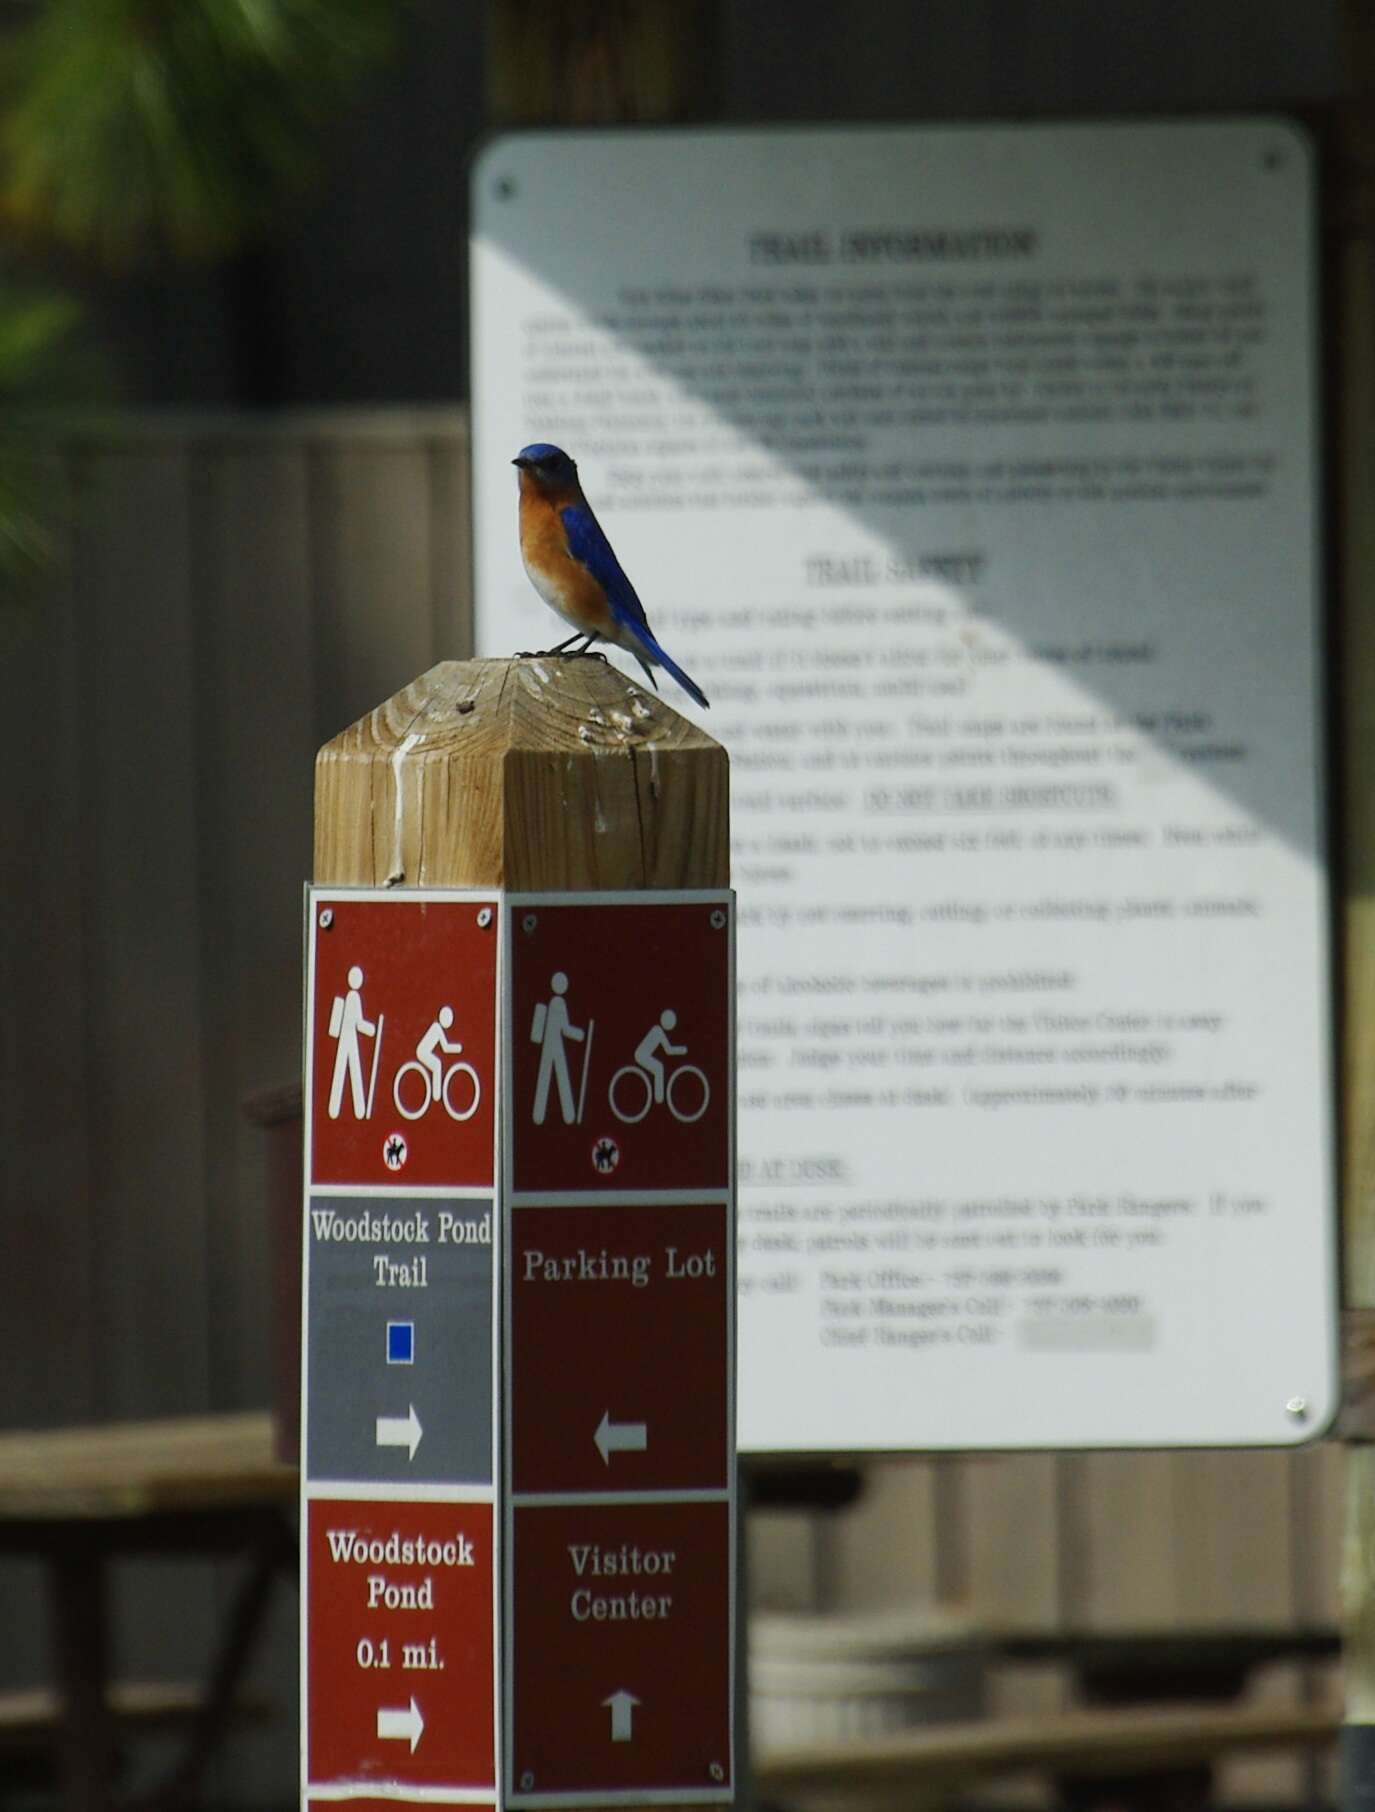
[470,120,1336,1452]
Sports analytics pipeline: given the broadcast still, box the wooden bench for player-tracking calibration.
[754,1701,1340,1809]
[0,1412,295,1812]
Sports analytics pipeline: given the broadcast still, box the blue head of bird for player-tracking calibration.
[513,444,578,493]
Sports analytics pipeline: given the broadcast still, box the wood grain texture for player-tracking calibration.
[820,1459,942,1611]
[962,1454,1065,1630]
[194,441,316,1412]
[73,444,212,1424]
[314,657,728,890]
[1345,1446,1375,1718]
[0,453,100,1431]
[0,1414,291,1524]
[308,438,442,745]
[0,1680,268,1749]
[1175,1451,1296,1628]
[753,1703,1338,1796]
[486,0,717,123]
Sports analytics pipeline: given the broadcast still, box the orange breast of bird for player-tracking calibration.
[519,490,617,635]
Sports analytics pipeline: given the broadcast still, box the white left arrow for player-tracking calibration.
[376,1404,423,1459]
[378,1696,424,1752]
[595,1410,648,1465]
[602,1689,640,1743]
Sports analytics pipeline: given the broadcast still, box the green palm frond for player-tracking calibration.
[1,0,405,261]
[0,282,105,405]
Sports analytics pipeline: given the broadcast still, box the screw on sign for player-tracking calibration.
[512,900,731,1192]
[308,895,498,1189]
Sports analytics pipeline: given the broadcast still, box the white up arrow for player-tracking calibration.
[602,1689,640,1743]
[376,1404,423,1459]
[595,1410,647,1465]
[378,1696,425,1752]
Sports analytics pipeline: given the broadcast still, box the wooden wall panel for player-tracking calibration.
[427,426,476,662]
[64,439,222,1715]
[962,1454,1066,1632]
[0,410,476,1796]
[1060,1453,1183,1630]
[820,1458,944,1611]
[1296,1441,1347,1627]
[749,1441,1344,1640]
[192,438,316,1409]
[746,1508,823,1612]
[1171,1451,1298,1630]
[0,459,101,1431]
[0,458,102,1701]
[71,442,213,1422]
[308,432,449,744]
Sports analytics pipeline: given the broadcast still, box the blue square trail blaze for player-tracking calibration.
[387,1320,415,1365]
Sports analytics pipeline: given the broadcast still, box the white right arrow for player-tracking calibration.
[378,1696,424,1753]
[376,1404,423,1459]
[602,1689,640,1743]
[595,1410,648,1465]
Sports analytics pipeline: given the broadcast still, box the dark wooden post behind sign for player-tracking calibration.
[302,655,734,1812]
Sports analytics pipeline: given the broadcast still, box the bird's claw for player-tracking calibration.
[516,646,609,666]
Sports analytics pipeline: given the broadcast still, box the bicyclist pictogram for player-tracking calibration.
[609,1010,710,1124]
[394,1006,482,1122]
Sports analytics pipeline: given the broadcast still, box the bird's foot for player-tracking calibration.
[515,642,606,664]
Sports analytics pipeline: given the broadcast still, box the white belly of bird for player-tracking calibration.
[521,549,585,634]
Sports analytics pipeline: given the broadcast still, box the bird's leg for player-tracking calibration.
[515,633,610,669]
[567,641,609,665]
[570,637,607,662]
[553,633,609,666]
[515,633,599,659]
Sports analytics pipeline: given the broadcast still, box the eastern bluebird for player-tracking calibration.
[513,443,709,709]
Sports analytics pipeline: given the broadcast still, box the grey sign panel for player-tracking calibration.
[306,1194,495,1485]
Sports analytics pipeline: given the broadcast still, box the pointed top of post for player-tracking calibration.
[314,657,728,892]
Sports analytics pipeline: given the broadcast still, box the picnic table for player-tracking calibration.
[0,1412,295,1812]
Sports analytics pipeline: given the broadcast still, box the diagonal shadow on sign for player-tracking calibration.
[470,120,1325,867]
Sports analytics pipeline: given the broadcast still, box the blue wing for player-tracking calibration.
[559,503,650,630]
[558,501,710,709]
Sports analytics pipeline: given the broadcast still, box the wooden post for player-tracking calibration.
[303,652,733,1810]
[1338,7,1375,1802]
[314,656,728,890]
[485,0,720,126]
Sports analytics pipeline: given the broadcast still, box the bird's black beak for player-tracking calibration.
[512,456,531,470]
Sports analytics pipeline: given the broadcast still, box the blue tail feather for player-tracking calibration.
[628,623,710,710]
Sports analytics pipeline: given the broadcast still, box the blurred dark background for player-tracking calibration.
[69,1,1342,408]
